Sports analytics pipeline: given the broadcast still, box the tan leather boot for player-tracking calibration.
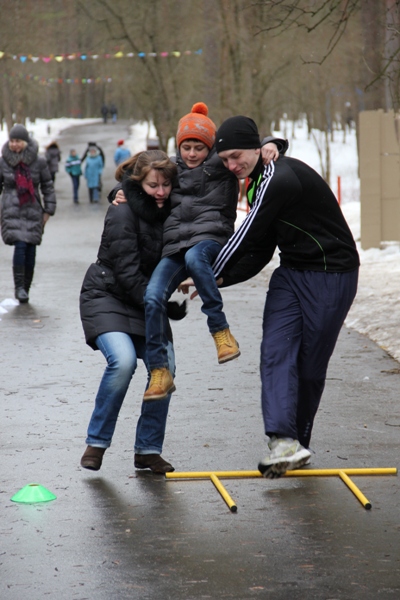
[143,368,175,401]
[212,328,240,364]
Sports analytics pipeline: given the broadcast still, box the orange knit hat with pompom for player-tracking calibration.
[176,102,216,149]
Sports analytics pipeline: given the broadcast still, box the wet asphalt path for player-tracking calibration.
[0,122,399,599]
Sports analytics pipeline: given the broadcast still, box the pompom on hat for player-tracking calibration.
[176,102,216,149]
[117,139,124,146]
[9,124,30,143]
[215,116,261,153]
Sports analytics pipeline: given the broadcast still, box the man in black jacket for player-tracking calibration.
[213,116,359,479]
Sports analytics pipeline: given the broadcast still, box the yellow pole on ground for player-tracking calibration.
[338,470,372,510]
[210,474,237,513]
[166,468,397,480]
[165,467,397,511]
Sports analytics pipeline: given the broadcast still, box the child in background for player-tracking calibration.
[65,149,82,203]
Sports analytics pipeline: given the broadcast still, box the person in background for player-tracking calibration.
[65,148,82,204]
[109,103,118,123]
[212,115,359,479]
[101,104,109,124]
[81,141,105,166]
[45,141,61,183]
[84,146,103,203]
[81,141,105,193]
[0,124,56,303]
[114,139,131,166]
[80,150,180,474]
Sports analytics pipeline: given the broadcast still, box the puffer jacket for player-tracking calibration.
[0,138,56,245]
[80,178,171,349]
[161,147,239,257]
[45,143,61,174]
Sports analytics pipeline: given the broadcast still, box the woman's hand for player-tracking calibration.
[43,213,50,227]
[112,190,127,206]
[261,143,279,165]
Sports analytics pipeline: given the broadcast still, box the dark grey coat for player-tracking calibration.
[161,147,239,258]
[0,138,56,245]
[80,179,171,350]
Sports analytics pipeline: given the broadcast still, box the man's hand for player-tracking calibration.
[177,277,223,300]
[112,189,127,206]
[43,213,50,227]
[178,277,196,297]
[261,142,279,165]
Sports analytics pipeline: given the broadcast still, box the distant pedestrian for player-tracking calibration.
[101,104,109,124]
[65,149,82,203]
[81,141,105,192]
[81,141,105,166]
[45,141,61,183]
[0,124,56,303]
[84,147,103,203]
[109,103,118,123]
[114,139,131,166]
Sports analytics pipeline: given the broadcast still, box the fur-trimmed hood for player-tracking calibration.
[1,137,39,167]
[122,176,171,224]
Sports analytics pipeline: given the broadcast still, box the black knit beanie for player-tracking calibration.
[9,124,30,143]
[216,116,261,153]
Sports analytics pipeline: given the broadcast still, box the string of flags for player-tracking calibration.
[2,73,112,84]
[0,49,203,63]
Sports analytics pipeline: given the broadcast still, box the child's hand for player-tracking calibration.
[261,143,279,165]
[112,190,127,206]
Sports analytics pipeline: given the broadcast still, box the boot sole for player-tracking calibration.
[218,350,241,364]
[143,384,176,401]
[258,449,311,478]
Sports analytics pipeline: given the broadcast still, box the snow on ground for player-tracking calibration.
[1,117,399,363]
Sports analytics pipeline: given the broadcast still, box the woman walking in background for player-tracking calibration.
[0,124,56,303]
[84,146,103,203]
[45,141,61,183]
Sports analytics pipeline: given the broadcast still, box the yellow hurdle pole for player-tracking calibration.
[210,474,237,513]
[166,468,397,480]
[284,467,397,477]
[338,470,372,510]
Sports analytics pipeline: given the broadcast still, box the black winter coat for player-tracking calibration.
[0,139,56,245]
[80,178,171,349]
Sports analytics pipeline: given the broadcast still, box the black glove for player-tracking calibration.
[167,300,187,321]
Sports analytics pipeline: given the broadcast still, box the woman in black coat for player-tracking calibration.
[79,150,179,473]
[0,124,56,302]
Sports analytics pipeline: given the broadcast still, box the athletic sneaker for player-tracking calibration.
[258,436,311,479]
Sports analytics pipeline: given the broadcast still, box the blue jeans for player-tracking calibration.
[13,241,36,269]
[86,332,175,454]
[144,240,228,370]
[70,175,80,201]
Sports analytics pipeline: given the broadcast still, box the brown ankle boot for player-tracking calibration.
[143,368,175,401]
[212,328,240,364]
[134,453,174,474]
[80,446,106,471]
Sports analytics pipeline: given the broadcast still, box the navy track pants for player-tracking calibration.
[260,266,358,448]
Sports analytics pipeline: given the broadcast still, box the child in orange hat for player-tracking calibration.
[141,102,287,400]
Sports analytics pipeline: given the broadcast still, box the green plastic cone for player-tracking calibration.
[10,483,57,504]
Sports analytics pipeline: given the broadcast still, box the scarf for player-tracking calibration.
[15,162,35,206]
